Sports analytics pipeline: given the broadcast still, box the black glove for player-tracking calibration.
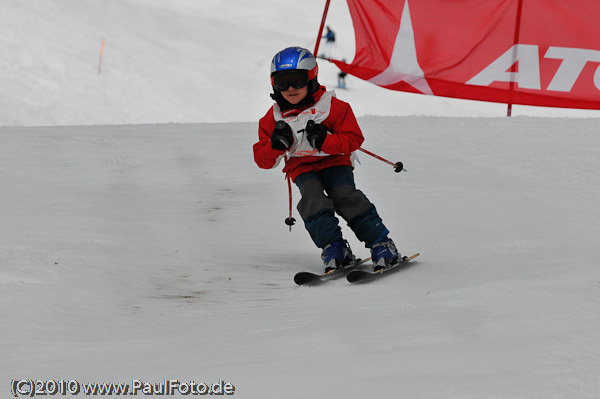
[305,120,328,152]
[271,120,293,151]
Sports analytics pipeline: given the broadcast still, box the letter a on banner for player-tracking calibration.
[467,44,541,90]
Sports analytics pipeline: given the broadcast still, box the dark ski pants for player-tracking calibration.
[294,166,389,249]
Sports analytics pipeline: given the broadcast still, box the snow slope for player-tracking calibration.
[2,116,600,398]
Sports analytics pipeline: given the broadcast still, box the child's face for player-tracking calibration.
[281,85,308,105]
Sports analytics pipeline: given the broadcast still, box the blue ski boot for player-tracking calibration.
[322,239,355,273]
[371,238,400,271]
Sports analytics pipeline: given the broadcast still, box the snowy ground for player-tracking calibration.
[2,116,600,398]
[2,1,600,398]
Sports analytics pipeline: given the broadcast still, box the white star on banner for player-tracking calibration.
[368,0,433,95]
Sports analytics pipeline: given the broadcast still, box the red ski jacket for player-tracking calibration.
[253,86,364,182]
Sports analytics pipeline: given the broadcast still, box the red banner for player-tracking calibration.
[333,0,600,109]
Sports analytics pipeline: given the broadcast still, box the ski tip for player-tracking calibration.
[346,270,370,283]
[294,272,317,286]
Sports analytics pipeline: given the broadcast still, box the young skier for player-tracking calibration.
[253,46,400,272]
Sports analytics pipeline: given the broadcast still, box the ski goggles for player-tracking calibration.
[272,70,309,91]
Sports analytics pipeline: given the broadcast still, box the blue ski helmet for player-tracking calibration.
[270,47,318,82]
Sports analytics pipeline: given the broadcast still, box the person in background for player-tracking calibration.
[338,70,347,89]
[320,26,336,58]
[338,59,348,89]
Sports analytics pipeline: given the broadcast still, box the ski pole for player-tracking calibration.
[285,176,296,231]
[357,147,405,172]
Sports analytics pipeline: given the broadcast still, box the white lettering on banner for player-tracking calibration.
[467,44,600,92]
[545,47,600,91]
[467,44,540,89]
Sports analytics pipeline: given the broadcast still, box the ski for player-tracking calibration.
[294,257,371,286]
[346,253,420,284]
